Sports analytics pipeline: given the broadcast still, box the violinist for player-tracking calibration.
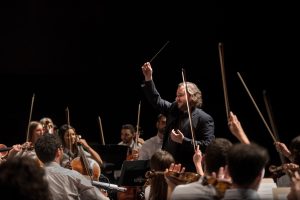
[7,121,43,162]
[143,149,175,200]
[35,133,109,200]
[274,135,300,187]
[58,124,103,177]
[222,143,269,200]
[138,114,166,161]
[118,124,143,161]
[169,138,232,200]
[40,117,57,135]
[169,112,248,200]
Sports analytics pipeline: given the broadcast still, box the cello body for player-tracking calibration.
[71,156,101,181]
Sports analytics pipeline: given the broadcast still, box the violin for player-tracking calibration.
[145,170,231,199]
[202,175,232,199]
[145,170,201,185]
[269,163,299,174]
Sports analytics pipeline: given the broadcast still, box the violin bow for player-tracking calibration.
[65,107,73,155]
[181,68,196,150]
[218,43,230,117]
[98,116,105,145]
[149,41,170,63]
[26,93,35,142]
[135,101,141,147]
[237,72,277,142]
[263,90,286,164]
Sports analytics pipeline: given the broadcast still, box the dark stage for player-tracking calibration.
[1,1,299,169]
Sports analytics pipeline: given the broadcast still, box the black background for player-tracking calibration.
[1,1,299,167]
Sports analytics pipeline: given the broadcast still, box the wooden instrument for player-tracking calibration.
[70,135,101,181]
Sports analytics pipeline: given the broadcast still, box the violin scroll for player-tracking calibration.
[269,163,299,174]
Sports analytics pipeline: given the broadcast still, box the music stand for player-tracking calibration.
[118,160,150,186]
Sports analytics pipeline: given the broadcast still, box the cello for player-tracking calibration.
[70,135,101,181]
[64,108,101,181]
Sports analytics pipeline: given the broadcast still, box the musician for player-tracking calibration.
[169,138,232,200]
[144,149,175,200]
[58,124,103,169]
[7,121,44,161]
[169,112,250,199]
[141,62,215,172]
[118,124,142,160]
[0,156,52,200]
[274,135,300,187]
[138,114,166,160]
[40,117,57,134]
[222,143,269,200]
[35,133,109,200]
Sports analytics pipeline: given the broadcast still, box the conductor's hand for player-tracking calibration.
[141,62,153,81]
[171,129,184,144]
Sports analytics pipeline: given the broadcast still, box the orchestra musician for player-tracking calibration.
[58,124,103,181]
[118,124,143,161]
[144,149,175,200]
[168,138,232,200]
[7,121,44,164]
[138,114,166,161]
[35,133,109,200]
[274,135,300,187]
[40,117,57,134]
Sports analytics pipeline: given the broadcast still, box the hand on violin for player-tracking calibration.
[211,166,231,182]
[164,163,185,194]
[170,129,184,144]
[141,62,153,81]
[167,163,185,174]
[282,163,299,172]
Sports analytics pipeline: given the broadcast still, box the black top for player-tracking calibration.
[142,80,215,172]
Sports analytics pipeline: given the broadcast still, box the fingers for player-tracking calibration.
[168,163,185,173]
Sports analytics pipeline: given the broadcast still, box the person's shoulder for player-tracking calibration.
[144,135,158,143]
[172,181,217,199]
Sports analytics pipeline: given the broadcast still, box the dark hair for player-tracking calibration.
[58,124,75,147]
[149,149,175,200]
[0,156,52,200]
[28,121,42,143]
[204,138,232,174]
[35,133,62,163]
[227,143,269,186]
[121,124,136,134]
